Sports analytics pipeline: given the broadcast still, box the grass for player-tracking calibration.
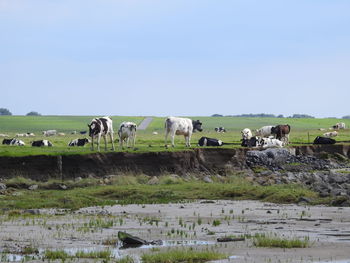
[141,249,226,263]
[0,115,350,156]
[253,233,310,248]
[44,249,113,260]
[0,175,324,210]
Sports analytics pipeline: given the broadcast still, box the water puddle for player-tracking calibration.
[0,240,216,262]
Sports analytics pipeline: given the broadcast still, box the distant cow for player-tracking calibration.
[261,137,284,148]
[165,117,203,147]
[198,137,223,146]
[118,122,137,149]
[323,131,338,138]
[31,140,53,147]
[271,124,291,144]
[314,136,336,145]
[255,126,274,138]
[16,133,25,137]
[2,138,25,146]
[68,138,90,147]
[241,136,262,147]
[80,131,87,135]
[333,122,346,130]
[0,134,9,137]
[26,133,35,137]
[57,132,65,136]
[241,128,253,140]
[215,127,226,133]
[88,116,115,151]
[43,130,57,136]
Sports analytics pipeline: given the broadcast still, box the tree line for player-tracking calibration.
[0,108,41,116]
[212,113,350,119]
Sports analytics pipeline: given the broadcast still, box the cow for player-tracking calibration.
[57,132,65,136]
[198,137,223,146]
[43,130,57,136]
[0,134,9,137]
[271,124,291,144]
[255,126,274,138]
[260,137,284,148]
[31,140,53,147]
[164,117,203,147]
[2,138,25,146]
[314,136,336,145]
[241,136,262,147]
[80,131,87,135]
[323,131,338,138]
[68,138,91,147]
[88,116,115,151]
[26,133,35,137]
[215,127,226,133]
[333,122,346,130]
[118,122,137,149]
[241,128,253,140]
[16,133,25,137]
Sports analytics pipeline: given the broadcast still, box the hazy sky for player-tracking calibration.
[1,0,349,117]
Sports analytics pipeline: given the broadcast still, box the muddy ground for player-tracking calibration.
[1,200,350,263]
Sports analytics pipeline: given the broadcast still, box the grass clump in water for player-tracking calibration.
[253,234,310,248]
[141,249,226,263]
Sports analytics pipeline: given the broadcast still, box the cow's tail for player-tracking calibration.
[287,124,291,132]
[165,118,171,130]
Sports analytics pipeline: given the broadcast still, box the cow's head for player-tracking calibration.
[271,126,277,134]
[192,120,203,132]
[88,122,100,137]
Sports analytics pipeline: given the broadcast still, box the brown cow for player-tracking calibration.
[271,124,291,144]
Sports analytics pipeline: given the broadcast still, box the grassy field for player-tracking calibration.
[0,115,349,156]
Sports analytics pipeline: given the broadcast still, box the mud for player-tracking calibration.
[1,201,350,262]
[1,145,350,181]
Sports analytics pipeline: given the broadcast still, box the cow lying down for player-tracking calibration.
[197,137,235,147]
[241,137,284,148]
[32,140,53,147]
[2,138,25,146]
[68,138,91,146]
[313,136,336,145]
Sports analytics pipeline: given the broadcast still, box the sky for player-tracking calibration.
[1,0,350,117]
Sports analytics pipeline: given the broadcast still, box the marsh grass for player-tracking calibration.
[253,233,310,248]
[141,249,226,263]
[0,175,323,209]
[44,249,112,260]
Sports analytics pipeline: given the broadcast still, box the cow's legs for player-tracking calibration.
[91,136,94,150]
[171,132,175,147]
[132,133,136,148]
[164,130,169,147]
[110,132,115,151]
[97,133,102,151]
[103,135,108,151]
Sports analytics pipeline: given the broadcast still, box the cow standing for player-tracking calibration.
[255,126,274,138]
[271,124,291,144]
[88,116,115,151]
[164,117,203,147]
[118,122,137,149]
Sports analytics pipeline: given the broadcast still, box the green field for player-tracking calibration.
[0,116,349,156]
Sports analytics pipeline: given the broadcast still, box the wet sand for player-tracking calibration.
[1,200,350,262]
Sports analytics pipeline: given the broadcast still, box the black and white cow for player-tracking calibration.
[164,117,203,147]
[118,122,137,149]
[215,127,226,133]
[88,116,115,151]
[198,137,223,146]
[313,136,336,145]
[31,140,53,147]
[2,138,25,146]
[68,138,91,147]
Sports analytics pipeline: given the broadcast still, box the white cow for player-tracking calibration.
[164,117,203,147]
[0,134,9,137]
[88,117,115,151]
[255,126,274,138]
[118,122,137,149]
[261,137,284,148]
[241,128,253,140]
[333,122,346,130]
[57,132,65,136]
[43,130,57,136]
[323,131,338,138]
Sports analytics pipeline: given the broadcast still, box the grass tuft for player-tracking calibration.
[253,233,310,248]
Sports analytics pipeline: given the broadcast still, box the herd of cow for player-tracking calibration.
[0,117,347,150]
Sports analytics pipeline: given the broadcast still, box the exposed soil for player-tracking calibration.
[1,201,350,262]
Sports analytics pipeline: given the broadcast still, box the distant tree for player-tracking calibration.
[290,114,315,119]
[0,108,12,115]
[277,114,284,118]
[26,111,41,116]
[211,114,223,117]
[232,113,276,118]
[342,115,350,119]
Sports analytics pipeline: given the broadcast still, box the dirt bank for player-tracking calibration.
[0,145,350,181]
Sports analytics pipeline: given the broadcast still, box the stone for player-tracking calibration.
[0,183,6,190]
[203,176,213,183]
[147,176,159,185]
[28,185,38,190]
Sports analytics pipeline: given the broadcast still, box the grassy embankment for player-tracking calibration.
[0,115,349,156]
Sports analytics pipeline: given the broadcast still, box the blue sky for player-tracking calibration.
[1,0,349,117]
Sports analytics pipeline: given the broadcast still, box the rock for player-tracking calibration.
[25,209,40,215]
[217,237,245,242]
[59,184,67,190]
[75,177,83,181]
[298,197,312,204]
[118,231,148,246]
[203,176,213,183]
[0,183,6,190]
[147,176,159,185]
[28,185,38,190]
